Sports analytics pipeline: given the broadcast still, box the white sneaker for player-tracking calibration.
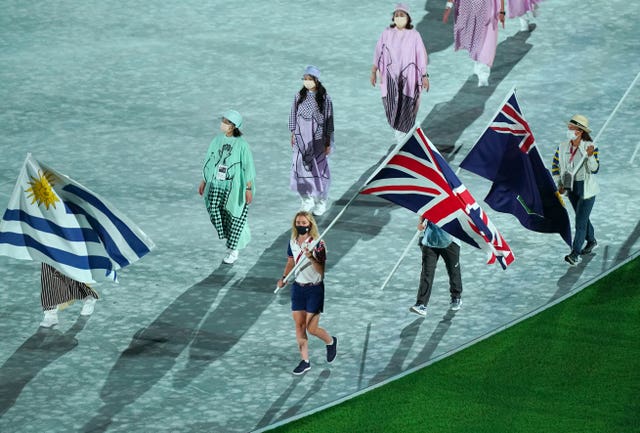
[80,296,97,316]
[223,249,239,264]
[40,309,59,328]
[475,62,490,87]
[409,304,427,317]
[519,16,530,32]
[300,196,314,212]
[313,199,327,216]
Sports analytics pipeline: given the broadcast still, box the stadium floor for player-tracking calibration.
[1,1,638,432]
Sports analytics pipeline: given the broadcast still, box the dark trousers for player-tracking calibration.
[568,180,596,255]
[416,243,462,306]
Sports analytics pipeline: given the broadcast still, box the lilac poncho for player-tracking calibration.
[288,91,334,199]
[373,27,428,133]
[454,0,501,67]
[507,0,541,18]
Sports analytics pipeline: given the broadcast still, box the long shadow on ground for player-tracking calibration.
[81,28,541,430]
[82,150,399,432]
[0,317,88,417]
[422,28,535,156]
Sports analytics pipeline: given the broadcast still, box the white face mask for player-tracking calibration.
[394,16,408,28]
[221,122,233,134]
[303,79,316,90]
[566,129,578,141]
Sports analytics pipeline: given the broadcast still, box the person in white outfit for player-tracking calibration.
[551,114,600,266]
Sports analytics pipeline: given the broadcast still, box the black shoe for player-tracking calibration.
[326,336,337,363]
[564,253,580,266]
[450,297,462,311]
[293,360,311,375]
[580,240,598,255]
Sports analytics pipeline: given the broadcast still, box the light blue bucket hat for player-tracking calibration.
[222,109,243,129]
[304,65,321,80]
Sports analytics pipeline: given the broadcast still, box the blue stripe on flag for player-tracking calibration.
[63,184,151,257]
[2,209,100,243]
[64,201,131,267]
[0,231,114,273]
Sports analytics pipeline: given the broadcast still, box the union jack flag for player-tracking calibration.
[361,128,514,269]
[460,88,572,247]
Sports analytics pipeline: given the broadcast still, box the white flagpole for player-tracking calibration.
[274,192,361,294]
[570,71,640,174]
[379,230,421,291]
[275,127,419,294]
[630,141,640,165]
[594,71,639,145]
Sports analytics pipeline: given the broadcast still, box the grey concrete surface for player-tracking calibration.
[0,1,638,432]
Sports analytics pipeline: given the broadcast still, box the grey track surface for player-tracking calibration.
[1,1,639,432]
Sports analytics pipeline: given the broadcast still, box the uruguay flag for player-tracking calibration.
[0,154,155,283]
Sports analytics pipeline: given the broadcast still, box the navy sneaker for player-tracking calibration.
[292,360,311,375]
[581,240,598,255]
[564,253,581,266]
[326,336,337,363]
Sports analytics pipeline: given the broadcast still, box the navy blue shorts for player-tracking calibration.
[291,281,325,313]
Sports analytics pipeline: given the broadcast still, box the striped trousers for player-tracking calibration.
[41,263,99,311]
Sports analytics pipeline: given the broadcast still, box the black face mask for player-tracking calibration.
[296,225,310,235]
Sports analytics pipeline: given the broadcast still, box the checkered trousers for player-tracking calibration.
[206,185,249,250]
[41,263,99,310]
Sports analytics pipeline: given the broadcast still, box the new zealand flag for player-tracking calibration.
[459,89,572,247]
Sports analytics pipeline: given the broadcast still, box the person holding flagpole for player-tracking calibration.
[410,217,463,316]
[0,154,155,326]
[371,3,429,143]
[40,264,99,327]
[199,110,256,265]
[276,211,337,375]
[551,114,599,266]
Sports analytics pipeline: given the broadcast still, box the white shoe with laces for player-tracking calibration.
[40,308,59,328]
[313,199,327,216]
[223,249,239,264]
[80,296,97,316]
[409,304,427,317]
[300,196,314,212]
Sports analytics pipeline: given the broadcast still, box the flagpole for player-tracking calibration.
[379,230,421,291]
[570,71,639,174]
[630,141,640,165]
[593,71,639,145]
[275,129,419,294]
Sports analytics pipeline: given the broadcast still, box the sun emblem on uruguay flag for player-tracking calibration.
[26,170,60,210]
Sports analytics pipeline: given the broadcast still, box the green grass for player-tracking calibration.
[269,256,640,433]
